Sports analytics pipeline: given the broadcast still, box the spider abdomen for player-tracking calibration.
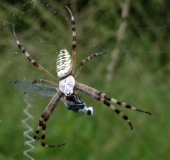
[57,49,72,79]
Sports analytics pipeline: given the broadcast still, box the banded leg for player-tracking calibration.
[75,82,133,129]
[34,91,65,147]
[13,25,57,80]
[103,100,132,129]
[75,52,107,79]
[65,6,77,74]
[32,79,58,87]
[75,82,151,115]
[75,82,151,129]
[99,94,151,115]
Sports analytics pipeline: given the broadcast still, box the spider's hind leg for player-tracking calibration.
[12,25,57,80]
[75,52,107,79]
[65,6,77,75]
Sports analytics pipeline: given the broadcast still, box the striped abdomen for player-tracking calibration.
[57,49,72,79]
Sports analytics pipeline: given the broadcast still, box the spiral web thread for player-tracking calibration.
[22,93,35,160]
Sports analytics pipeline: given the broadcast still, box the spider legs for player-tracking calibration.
[34,115,65,148]
[75,52,107,79]
[65,6,77,74]
[104,95,151,115]
[102,99,133,129]
[32,79,58,87]
[65,6,106,78]
[12,25,57,80]
[34,91,65,147]
[75,82,151,129]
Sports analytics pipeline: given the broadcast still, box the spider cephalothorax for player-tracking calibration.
[13,6,151,148]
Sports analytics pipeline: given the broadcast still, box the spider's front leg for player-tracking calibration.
[75,82,133,129]
[75,82,151,130]
[34,91,65,147]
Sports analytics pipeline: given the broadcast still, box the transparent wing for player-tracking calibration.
[14,80,57,97]
[14,80,93,115]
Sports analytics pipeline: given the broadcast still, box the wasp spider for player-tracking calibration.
[13,6,151,148]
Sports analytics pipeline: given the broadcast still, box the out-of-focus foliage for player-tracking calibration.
[0,0,169,160]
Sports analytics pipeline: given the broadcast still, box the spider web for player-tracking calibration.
[0,0,170,160]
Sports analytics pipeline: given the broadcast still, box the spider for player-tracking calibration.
[13,6,151,148]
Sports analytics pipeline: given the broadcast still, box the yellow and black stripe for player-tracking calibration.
[57,49,72,78]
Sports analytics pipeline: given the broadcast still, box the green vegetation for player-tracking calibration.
[0,0,169,160]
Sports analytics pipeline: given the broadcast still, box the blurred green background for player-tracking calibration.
[0,0,170,160]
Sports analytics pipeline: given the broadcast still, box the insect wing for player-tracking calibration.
[14,80,57,97]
